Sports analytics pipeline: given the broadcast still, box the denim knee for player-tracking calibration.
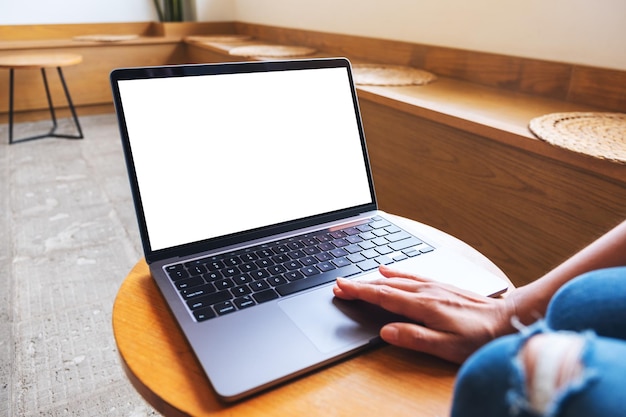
[452,323,626,417]
[546,266,626,339]
[451,333,528,417]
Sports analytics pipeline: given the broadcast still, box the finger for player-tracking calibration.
[378,264,434,283]
[380,322,470,364]
[378,265,473,296]
[332,278,357,299]
[335,274,429,299]
[333,277,387,299]
[334,278,427,320]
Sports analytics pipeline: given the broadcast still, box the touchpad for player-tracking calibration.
[278,283,400,353]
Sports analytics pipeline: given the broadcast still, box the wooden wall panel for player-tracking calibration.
[569,66,626,113]
[235,22,626,112]
[359,99,626,287]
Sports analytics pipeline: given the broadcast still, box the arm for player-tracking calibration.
[509,219,626,325]
[333,220,626,363]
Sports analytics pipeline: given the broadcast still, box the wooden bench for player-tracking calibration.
[2,21,625,286]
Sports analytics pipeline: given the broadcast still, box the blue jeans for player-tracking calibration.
[451,267,626,417]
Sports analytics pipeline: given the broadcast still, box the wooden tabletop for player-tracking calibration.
[0,53,82,69]
[112,216,510,416]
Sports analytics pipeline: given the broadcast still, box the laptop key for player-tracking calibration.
[361,249,379,259]
[232,274,253,285]
[268,276,288,286]
[214,301,237,315]
[386,231,413,243]
[175,276,205,290]
[234,295,256,309]
[224,256,242,266]
[301,265,320,277]
[331,257,351,268]
[166,267,189,281]
[389,237,424,251]
[187,290,231,310]
[182,283,216,299]
[251,269,271,280]
[193,307,216,322]
[206,260,225,271]
[275,264,361,296]
[374,255,394,265]
[222,267,241,277]
[240,252,258,262]
[250,280,270,291]
[300,256,317,266]
[203,271,222,282]
[214,278,235,290]
[284,270,304,281]
[420,245,435,253]
[356,259,379,271]
[375,245,394,255]
[317,261,336,272]
[188,264,207,276]
[253,289,279,304]
[285,260,303,270]
[330,248,348,257]
[231,285,252,297]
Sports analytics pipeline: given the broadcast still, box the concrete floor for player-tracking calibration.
[2,114,158,416]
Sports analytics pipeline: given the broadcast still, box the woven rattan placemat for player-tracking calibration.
[529,112,626,164]
[228,44,317,58]
[352,64,437,86]
[73,34,139,42]
[185,34,253,43]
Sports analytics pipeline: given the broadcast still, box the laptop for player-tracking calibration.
[110,57,507,402]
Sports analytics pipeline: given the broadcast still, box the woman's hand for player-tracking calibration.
[333,264,517,364]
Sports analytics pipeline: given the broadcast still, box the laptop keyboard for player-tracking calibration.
[164,216,434,322]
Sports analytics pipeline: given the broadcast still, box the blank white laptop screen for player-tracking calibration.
[118,67,373,251]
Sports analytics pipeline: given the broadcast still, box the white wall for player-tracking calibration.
[194,0,235,21]
[0,0,230,25]
[2,0,625,70]
[234,0,626,70]
[1,0,160,24]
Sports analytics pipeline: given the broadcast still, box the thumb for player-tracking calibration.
[381,323,467,364]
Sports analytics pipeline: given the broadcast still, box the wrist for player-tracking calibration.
[504,284,551,327]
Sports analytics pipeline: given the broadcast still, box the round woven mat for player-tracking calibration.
[228,44,317,58]
[73,34,139,42]
[185,34,253,43]
[352,64,437,86]
[529,112,626,164]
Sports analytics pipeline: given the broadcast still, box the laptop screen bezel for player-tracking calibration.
[110,58,378,264]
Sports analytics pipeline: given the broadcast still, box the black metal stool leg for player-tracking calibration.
[8,68,15,144]
[41,68,59,136]
[56,66,83,139]
[7,66,84,144]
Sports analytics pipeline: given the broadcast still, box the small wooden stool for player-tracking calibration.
[0,53,84,144]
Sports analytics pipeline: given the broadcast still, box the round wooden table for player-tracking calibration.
[0,53,84,144]
[113,217,511,416]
